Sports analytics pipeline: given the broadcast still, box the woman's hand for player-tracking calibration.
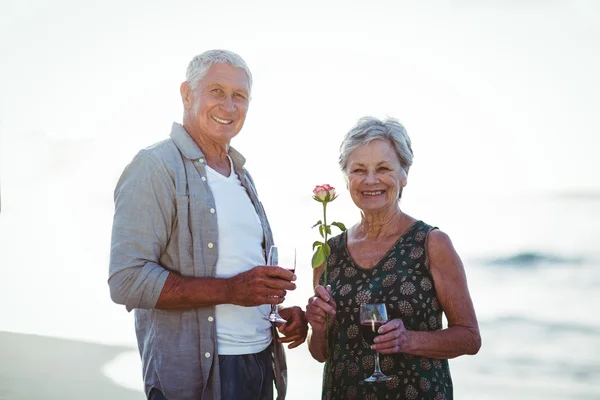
[305,285,336,335]
[371,318,409,354]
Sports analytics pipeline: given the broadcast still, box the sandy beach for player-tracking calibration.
[0,331,144,400]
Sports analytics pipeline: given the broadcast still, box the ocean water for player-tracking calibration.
[1,137,599,399]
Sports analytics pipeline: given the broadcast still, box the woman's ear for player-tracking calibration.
[398,169,408,199]
[400,168,408,188]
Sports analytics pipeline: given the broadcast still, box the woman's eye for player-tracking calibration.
[352,169,364,173]
[234,93,247,99]
[378,167,390,172]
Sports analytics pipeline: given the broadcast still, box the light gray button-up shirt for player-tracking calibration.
[108,123,287,400]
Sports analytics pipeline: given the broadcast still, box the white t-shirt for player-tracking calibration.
[206,156,272,355]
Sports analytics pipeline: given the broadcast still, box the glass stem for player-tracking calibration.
[374,351,383,375]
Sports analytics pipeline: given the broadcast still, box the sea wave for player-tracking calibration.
[481,315,600,336]
[482,251,585,267]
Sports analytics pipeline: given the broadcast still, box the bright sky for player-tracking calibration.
[0,0,599,352]
[2,0,599,199]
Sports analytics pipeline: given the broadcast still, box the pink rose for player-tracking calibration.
[313,184,336,202]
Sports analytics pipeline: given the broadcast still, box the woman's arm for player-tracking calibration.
[373,229,481,358]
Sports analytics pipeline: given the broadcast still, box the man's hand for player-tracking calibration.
[277,306,308,349]
[227,266,296,307]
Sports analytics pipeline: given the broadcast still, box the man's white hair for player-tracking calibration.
[185,49,252,92]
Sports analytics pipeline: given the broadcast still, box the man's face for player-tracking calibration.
[183,63,250,145]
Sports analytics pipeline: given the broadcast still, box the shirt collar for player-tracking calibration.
[169,122,247,170]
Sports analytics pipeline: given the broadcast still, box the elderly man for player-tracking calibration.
[108,49,307,400]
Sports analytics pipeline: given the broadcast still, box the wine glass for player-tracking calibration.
[360,303,392,382]
[264,245,296,324]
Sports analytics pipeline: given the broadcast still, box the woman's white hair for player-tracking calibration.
[339,116,413,174]
[185,49,252,92]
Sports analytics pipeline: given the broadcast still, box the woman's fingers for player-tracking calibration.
[372,319,407,353]
[309,295,336,315]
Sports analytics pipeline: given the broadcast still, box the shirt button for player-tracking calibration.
[208,242,214,249]
[201,176,207,182]
[210,208,215,214]
[199,158,205,163]
[205,352,211,358]
[208,316,214,322]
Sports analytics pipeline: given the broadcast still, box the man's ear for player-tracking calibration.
[180,81,193,110]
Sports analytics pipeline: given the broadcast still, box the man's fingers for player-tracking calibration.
[287,341,303,349]
[265,279,296,291]
[276,307,307,349]
[282,336,306,349]
[259,288,287,298]
[278,334,300,343]
[263,295,285,305]
[283,320,300,332]
[257,287,287,300]
[278,321,297,335]
[260,266,296,281]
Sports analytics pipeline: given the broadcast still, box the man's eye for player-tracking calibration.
[352,169,364,173]
[211,88,223,94]
[234,93,247,99]
[378,167,390,172]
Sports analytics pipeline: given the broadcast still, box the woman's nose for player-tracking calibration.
[364,171,378,184]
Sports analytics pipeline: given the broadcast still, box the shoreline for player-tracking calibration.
[0,330,144,400]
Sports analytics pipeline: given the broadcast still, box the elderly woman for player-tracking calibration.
[305,117,481,400]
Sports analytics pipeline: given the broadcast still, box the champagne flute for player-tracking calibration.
[264,245,296,323]
[360,303,392,382]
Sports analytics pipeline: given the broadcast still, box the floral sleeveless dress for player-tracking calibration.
[319,221,453,400]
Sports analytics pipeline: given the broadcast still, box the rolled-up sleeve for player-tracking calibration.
[108,149,175,312]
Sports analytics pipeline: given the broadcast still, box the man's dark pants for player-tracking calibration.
[148,345,273,400]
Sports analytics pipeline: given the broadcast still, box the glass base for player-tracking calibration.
[264,313,287,324]
[364,372,391,382]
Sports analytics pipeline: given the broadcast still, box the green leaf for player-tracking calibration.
[312,241,323,250]
[323,242,331,257]
[319,225,325,238]
[311,247,326,268]
[331,222,347,232]
[311,220,323,228]
[325,225,332,235]
[312,196,324,203]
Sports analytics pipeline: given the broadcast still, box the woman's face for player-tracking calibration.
[345,139,407,215]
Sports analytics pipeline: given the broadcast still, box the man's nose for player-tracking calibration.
[220,95,237,112]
